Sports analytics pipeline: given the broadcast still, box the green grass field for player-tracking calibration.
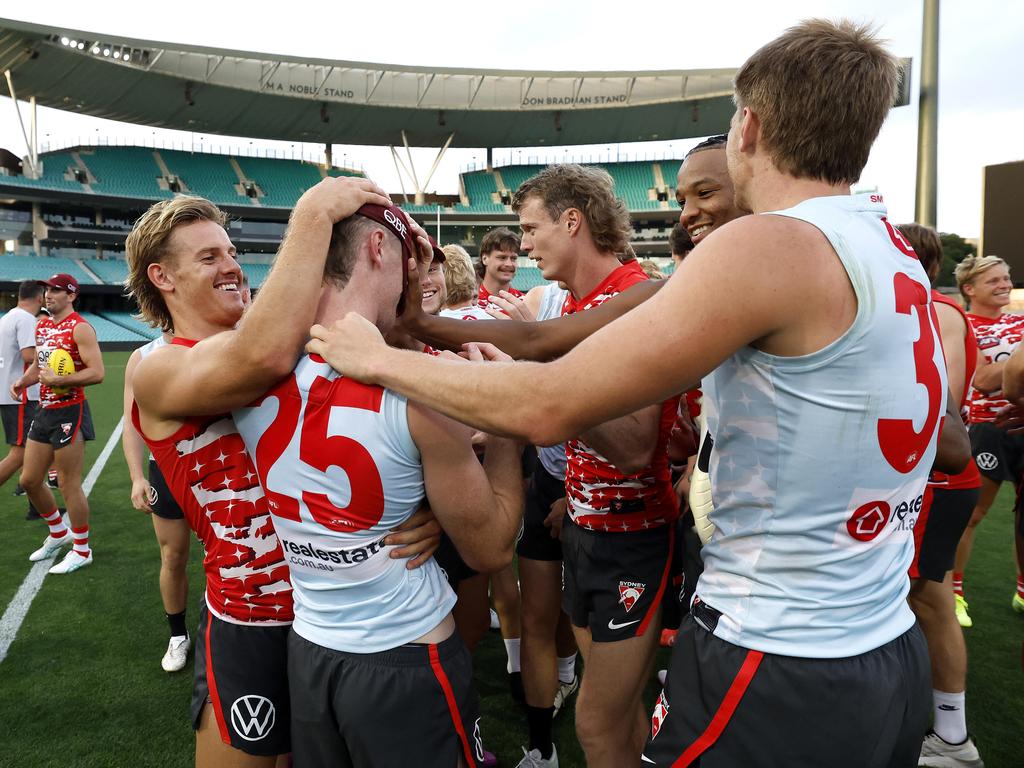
[1,350,1022,767]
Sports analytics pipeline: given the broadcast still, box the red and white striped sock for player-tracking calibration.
[1017,574,1024,598]
[41,508,68,539]
[71,527,90,558]
[952,572,964,597]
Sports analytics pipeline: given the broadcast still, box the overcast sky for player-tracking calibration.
[1,0,1021,238]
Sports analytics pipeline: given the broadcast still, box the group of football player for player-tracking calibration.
[4,15,1020,768]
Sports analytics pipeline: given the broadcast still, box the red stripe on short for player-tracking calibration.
[428,643,477,768]
[637,524,676,636]
[672,649,764,767]
[16,400,25,444]
[204,615,231,745]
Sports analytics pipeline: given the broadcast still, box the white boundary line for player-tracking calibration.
[0,417,124,663]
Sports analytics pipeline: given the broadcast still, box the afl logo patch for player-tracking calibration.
[230,695,276,741]
[975,452,998,471]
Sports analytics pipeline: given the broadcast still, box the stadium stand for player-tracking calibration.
[0,149,87,192]
[459,171,506,212]
[98,310,162,341]
[78,147,172,199]
[160,149,249,205]
[603,162,660,210]
[84,259,129,285]
[0,253,98,284]
[511,266,548,292]
[78,311,152,343]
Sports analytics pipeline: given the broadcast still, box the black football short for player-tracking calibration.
[561,520,674,642]
[148,459,184,520]
[911,486,978,582]
[434,532,478,588]
[27,400,94,449]
[516,463,567,562]
[1,400,37,446]
[969,421,1024,483]
[191,603,291,756]
[641,612,930,767]
[288,630,483,768]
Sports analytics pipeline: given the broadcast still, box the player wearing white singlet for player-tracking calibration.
[308,21,952,768]
[238,204,524,768]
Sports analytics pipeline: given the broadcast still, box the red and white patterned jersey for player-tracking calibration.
[966,311,1024,422]
[131,339,293,625]
[35,312,89,409]
[561,260,679,531]
[477,284,523,309]
[930,292,980,490]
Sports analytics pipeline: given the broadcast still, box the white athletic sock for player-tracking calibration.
[557,653,577,684]
[504,637,521,674]
[933,689,967,745]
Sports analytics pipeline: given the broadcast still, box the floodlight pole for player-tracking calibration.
[4,69,38,178]
[915,0,939,227]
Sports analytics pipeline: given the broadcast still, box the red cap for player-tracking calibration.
[38,273,79,293]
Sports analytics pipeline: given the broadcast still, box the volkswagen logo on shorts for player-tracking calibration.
[230,695,275,741]
[976,452,998,471]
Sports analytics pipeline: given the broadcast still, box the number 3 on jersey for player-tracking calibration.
[877,222,944,473]
[254,372,386,533]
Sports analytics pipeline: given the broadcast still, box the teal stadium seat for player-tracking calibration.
[601,162,659,211]
[79,147,172,199]
[85,259,129,285]
[458,171,505,213]
[0,150,87,193]
[511,266,549,292]
[0,254,98,284]
[99,311,161,341]
[238,262,271,289]
[235,157,362,209]
[78,312,150,343]
[660,160,681,192]
[161,150,250,206]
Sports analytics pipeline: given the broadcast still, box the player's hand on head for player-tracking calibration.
[306,312,387,382]
[130,477,154,514]
[405,217,434,267]
[489,291,534,322]
[461,341,514,363]
[295,176,392,224]
[395,257,426,331]
[384,505,442,569]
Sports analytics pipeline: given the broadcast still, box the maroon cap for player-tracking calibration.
[38,273,79,293]
[355,204,445,264]
[427,235,446,263]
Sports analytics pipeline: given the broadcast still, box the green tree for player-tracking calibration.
[935,232,976,287]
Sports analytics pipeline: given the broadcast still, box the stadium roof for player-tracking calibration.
[0,17,741,148]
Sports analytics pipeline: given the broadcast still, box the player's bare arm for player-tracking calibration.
[134,177,391,433]
[1003,342,1024,404]
[971,358,1004,394]
[577,405,662,475]
[309,214,847,444]
[402,280,663,361]
[408,401,524,574]
[121,348,153,513]
[934,302,969,406]
[934,389,971,474]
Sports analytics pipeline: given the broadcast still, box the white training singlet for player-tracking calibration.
[697,193,947,658]
[536,282,570,481]
[233,354,456,653]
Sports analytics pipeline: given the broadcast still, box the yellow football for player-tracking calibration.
[48,349,75,377]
